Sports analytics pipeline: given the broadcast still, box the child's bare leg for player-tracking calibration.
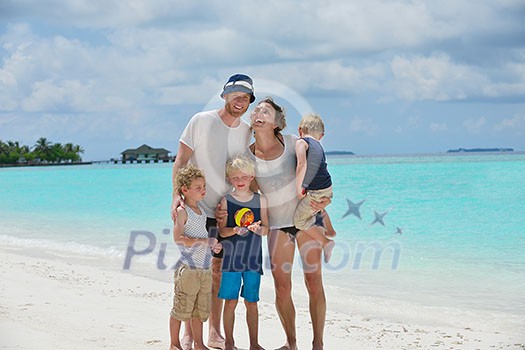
[321,210,336,238]
[208,257,226,349]
[245,300,265,350]
[304,226,335,264]
[179,320,192,350]
[223,299,238,350]
[303,226,332,247]
[169,316,183,350]
[190,318,210,350]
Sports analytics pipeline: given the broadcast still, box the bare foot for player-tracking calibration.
[207,335,225,349]
[250,345,266,350]
[224,343,238,350]
[181,334,193,350]
[323,240,335,263]
[312,341,324,350]
[275,344,298,350]
[208,326,225,349]
[194,344,211,350]
[169,345,182,350]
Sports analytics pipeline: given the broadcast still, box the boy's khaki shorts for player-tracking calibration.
[170,264,212,322]
[293,186,333,231]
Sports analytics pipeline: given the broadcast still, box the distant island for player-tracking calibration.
[0,137,85,167]
[447,148,514,153]
[325,150,355,156]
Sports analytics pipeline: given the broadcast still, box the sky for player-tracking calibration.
[1,0,525,161]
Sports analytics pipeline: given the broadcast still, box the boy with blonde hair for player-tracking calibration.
[170,165,222,350]
[294,113,336,263]
[218,155,268,350]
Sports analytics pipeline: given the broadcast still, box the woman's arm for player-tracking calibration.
[249,194,269,236]
[250,177,260,193]
[310,196,331,211]
[295,138,308,199]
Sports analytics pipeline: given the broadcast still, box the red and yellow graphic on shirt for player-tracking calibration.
[234,208,255,227]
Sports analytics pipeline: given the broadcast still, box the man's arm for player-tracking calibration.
[171,142,193,222]
[218,197,237,238]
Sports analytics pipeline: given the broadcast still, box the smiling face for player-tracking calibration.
[250,101,277,130]
[224,91,251,118]
[227,170,254,191]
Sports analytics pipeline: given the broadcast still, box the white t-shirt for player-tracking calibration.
[247,134,299,229]
[180,110,251,217]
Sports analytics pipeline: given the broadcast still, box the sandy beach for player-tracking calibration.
[1,244,524,350]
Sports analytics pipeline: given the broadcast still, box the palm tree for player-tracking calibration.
[34,137,51,152]
[0,140,22,164]
[63,143,74,153]
[21,144,35,163]
[49,143,64,163]
[7,140,20,150]
[0,140,8,155]
[1,138,85,165]
[62,143,78,162]
[73,144,84,162]
[0,140,10,164]
[33,137,52,162]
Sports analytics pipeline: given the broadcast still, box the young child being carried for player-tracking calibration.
[294,113,336,263]
[218,155,268,350]
[169,164,222,350]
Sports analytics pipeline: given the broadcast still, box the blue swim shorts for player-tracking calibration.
[218,271,261,303]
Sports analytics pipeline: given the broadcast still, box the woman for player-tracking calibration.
[247,97,329,350]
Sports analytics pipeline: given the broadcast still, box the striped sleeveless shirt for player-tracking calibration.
[176,203,212,269]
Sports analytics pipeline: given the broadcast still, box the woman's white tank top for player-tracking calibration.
[247,134,299,229]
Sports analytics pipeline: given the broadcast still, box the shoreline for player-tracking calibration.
[0,161,93,168]
[3,230,523,318]
[2,151,524,169]
[2,244,524,349]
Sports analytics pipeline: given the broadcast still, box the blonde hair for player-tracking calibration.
[175,164,205,195]
[226,155,255,177]
[299,113,325,135]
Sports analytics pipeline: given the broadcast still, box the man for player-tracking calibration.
[171,74,255,350]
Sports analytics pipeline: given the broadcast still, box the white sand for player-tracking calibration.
[1,244,524,350]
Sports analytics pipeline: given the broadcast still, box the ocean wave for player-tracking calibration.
[0,234,127,259]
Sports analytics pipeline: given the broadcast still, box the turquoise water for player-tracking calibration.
[1,154,524,314]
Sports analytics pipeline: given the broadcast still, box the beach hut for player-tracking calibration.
[121,144,171,162]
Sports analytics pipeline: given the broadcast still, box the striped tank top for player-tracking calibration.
[176,203,212,269]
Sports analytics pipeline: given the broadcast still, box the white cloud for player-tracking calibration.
[1,0,525,158]
[430,122,448,132]
[0,114,17,127]
[348,117,377,135]
[495,114,525,133]
[463,117,486,134]
[0,0,203,28]
[390,53,488,101]
[393,115,423,134]
[2,2,524,112]
[407,115,421,128]
[252,60,386,97]
[21,80,94,112]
